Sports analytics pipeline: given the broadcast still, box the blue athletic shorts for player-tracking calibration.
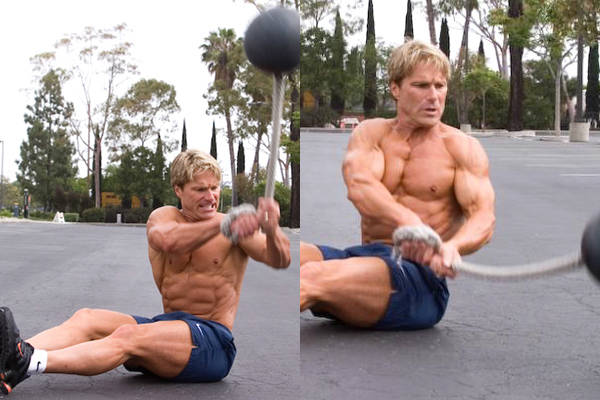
[127,311,236,382]
[313,243,450,330]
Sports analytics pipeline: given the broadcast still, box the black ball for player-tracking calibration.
[244,7,300,74]
[581,212,600,282]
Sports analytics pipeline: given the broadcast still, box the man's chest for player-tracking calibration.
[381,140,456,200]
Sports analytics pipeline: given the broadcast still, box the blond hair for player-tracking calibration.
[387,40,450,85]
[170,149,221,188]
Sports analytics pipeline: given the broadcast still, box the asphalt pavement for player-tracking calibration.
[300,129,600,400]
[0,221,299,400]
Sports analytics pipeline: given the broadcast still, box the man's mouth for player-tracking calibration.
[199,203,216,211]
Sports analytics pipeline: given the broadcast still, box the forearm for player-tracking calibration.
[150,219,222,254]
[445,211,495,255]
[264,227,291,268]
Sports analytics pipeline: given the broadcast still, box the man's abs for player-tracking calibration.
[150,240,248,330]
[361,196,464,244]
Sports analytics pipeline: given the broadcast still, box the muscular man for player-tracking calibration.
[0,150,290,394]
[300,40,495,330]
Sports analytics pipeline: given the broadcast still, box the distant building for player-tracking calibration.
[102,192,141,208]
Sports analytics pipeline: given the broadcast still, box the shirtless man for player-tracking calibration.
[300,40,495,330]
[0,149,290,394]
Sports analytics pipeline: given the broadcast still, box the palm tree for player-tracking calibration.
[201,28,245,206]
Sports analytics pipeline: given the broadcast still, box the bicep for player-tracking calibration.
[146,209,178,252]
[453,144,495,217]
[343,133,385,187]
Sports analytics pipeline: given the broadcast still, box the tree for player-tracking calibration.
[363,0,377,118]
[507,0,525,131]
[426,0,438,45]
[201,28,245,206]
[181,119,188,151]
[330,9,346,116]
[91,126,102,204]
[210,121,218,159]
[109,78,180,154]
[18,70,77,212]
[440,18,451,58]
[464,66,503,128]
[151,135,168,209]
[345,46,365,110]
[586,42,600,126]
[471,0,510,79]
[478,39,485,61]
[236,141,245,175]
[114,146,154,208]
[31,24,138,208]
[404,0,414,41]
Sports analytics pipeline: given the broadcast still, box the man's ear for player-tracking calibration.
[174,185,183,199]
[390,81,401,101]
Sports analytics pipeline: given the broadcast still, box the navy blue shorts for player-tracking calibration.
[127,311,236,382]
[313,243,450,330]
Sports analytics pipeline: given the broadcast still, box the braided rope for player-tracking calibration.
[265,73,285,199]
[459,252,583,280]
[393,225,584,280]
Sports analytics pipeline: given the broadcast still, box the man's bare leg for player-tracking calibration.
[300,242,323,266]
[27,308,137,351]
[45,320,192,378]
[300,257,393,327]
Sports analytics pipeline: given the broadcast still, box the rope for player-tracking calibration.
[458,252,583,280]
[393,225,584,280]
[265,73,285,199]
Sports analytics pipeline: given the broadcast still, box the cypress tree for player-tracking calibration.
[91,126,102,206]
[404,0,414,41]
[478,39,485,64]
[236,141,245,175]
[440,18,450,59]
[507,0,524,131]
[152,135,166,209]
[586,42,599,125]
[210,121,218,160]
[363,0,377,118]
[181,119,187,151]
[330,10,346,116]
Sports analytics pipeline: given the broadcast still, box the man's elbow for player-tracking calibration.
[483,215,496,245]
[149,229,177,253]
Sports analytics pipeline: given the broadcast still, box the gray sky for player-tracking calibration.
[0,0,584,183]
[0,0,266,183]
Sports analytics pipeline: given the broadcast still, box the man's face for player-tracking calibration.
[175,171,220,220]
[390,62,448,128]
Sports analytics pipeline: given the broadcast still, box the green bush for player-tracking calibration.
[103,205,123,223]
[0,209,12,218]
[81,208,105,222]
[64,213,79,222]
[123,207,152,224]
[253,181,291,227]
[29,210,53,221]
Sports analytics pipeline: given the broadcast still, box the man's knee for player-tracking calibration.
[65,308,113,340]
[300,261,329,306]
[107,324,139,356]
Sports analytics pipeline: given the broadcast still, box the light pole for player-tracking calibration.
[0,139,4,211]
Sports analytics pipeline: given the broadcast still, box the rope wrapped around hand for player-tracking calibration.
[392,225,442,263]
[220,203,257,245]
[392,225,584,280]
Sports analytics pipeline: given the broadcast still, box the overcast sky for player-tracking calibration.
[0,0,584,183]
[0,0,264,183]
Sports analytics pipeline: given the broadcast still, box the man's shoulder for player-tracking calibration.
[440,124,488,166]
[351,118,394,143]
